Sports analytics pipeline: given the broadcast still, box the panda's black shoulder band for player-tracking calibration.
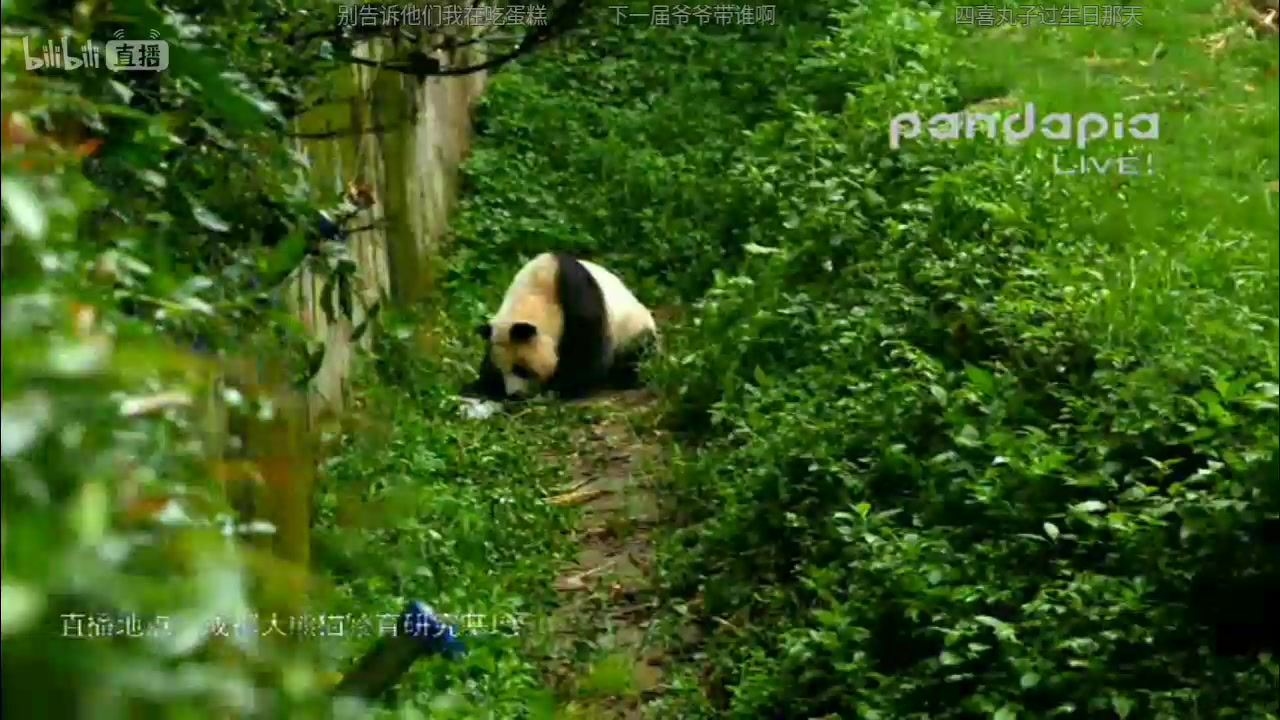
[549,254,609,394]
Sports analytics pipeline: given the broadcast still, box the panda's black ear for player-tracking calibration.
[510,322,537,342]
[477,323,493,341]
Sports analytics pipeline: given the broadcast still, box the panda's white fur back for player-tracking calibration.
[492,253,655,359]
[577,258,657,360]
[493,253,559,325]
[480,252,657,398]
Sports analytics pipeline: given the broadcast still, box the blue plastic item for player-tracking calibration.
[332,601,465,700]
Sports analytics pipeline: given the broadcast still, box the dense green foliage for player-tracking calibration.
[2,0,627,712]
[310,306,587,717]
[450,0,1279,717]
[2,0,400,715]
[6,0,1278,717]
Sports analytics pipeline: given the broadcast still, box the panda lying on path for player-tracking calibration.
[464,252,659,402]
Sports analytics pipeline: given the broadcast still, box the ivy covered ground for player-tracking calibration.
[4,0,1277,719]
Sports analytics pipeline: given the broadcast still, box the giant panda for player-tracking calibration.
[465,252,658,401]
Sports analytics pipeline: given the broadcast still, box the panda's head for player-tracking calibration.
[477,320,559,397]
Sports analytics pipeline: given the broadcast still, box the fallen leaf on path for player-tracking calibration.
[546,488,609,506]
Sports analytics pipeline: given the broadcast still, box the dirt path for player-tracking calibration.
[537,389,670,719]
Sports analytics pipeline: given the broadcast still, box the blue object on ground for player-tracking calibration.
[332,600,465,700]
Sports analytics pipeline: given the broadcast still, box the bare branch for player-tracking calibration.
[286,120,411,139]
[302,0,589,79]
[344,219,391,234]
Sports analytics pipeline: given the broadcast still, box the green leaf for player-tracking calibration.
[190,199,231,233]
[138,169,167,188]
[1020,672,1040,689]
[1,581,45,637]
[1043,521,1060,540]
[49,337,112,376]
[0,392,53,459]
[162,41,277,131]
[965,364,994,394]
[993,707,1017,720]
[1072,500,1107,514]
[1112,696,1134,718]
[109,79,135,104]
[1,176,48,241]
[974,615,1006,630]
[70,481,109,545]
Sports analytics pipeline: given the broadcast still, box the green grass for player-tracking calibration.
[315,0,1280,715]
[309,306,590,717]
[428,1,1279,718]
[953,0,1279,353]
[6,0,1275,716]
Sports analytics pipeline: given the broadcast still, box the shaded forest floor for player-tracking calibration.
[321,4,1279,717]
[316,307,686,718]
[535,389,672,719]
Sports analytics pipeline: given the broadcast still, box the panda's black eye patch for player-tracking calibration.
[512,365,533,380]
[510,322,537,342]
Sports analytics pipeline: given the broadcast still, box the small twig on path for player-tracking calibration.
[555,559,618,591]
[554,477,594,495]
[546,487,610,506]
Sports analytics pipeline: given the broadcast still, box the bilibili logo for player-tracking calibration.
[22,29,169,72]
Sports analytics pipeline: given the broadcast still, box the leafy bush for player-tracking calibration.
[3,0,387,715]
[7,0,1277,714]
[451,0,1279,717]
[310,305,583,717]
[3,0,641,715]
